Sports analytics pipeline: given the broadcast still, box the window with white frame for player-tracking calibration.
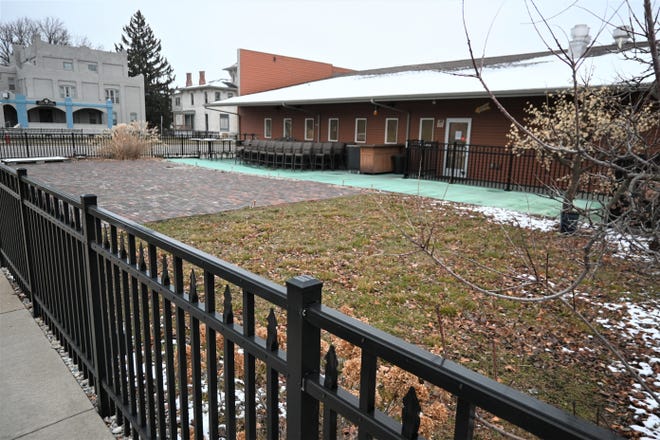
[204,92,208,104]
[7,76,16,91]
[63,61,73,71]
[190,93,194,105]
[328,118,339,141]
[228,92,234,98]
[219,114,229,131]
[112,111,117,125]
[264,118,272,138]
[129,112,138,122]
[88,63,97,72]
[355,118,367,143]
[105,88,120,104]
[304,118,314,141]
[215,91,221,101]
[385,118,398,144]
[174,96,181,106]
[59,84,77,98]
[283,118,292,139]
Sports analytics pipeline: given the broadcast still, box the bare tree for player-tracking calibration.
[37,17,70,45]
[389,2,659,431]
[0,16,82,65]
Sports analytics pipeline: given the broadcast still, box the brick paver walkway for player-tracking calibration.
[11,159,364,223]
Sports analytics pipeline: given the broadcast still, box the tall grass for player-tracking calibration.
[97,121,159,159]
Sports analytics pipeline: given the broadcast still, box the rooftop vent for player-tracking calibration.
[569,24,591,59]
[613,25,632,49]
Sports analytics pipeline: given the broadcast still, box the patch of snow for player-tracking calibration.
[454,205,558,232]
[596,297,660,439]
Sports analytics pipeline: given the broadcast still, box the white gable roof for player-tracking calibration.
[209,49,652,107]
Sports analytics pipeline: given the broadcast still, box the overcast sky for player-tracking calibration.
[0,0,650,87]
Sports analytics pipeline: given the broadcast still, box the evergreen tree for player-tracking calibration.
[116,10,174,130]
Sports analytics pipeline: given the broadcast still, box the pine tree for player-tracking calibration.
[116,10,174,130]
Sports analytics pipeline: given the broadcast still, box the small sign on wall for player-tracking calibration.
[436,119,444,128]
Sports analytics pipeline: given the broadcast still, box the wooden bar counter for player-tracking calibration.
[359,144,404,174]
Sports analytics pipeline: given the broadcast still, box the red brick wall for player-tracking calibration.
[238,49,354,96]
[237,97,535,146]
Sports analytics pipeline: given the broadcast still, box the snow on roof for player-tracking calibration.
[209,49,652,107]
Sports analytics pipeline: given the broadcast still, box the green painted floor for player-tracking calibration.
[169,158,600,219]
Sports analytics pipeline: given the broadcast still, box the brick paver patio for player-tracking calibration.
[10,159,365,223]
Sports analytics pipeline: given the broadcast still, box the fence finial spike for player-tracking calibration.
[401,386,421,440]
[266,308,278,351]
[323,345,338,390]
[189,269,198,302]
[223,284,233,324]
[161,254,170,286]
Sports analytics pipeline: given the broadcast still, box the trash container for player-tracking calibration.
[346,145,361,172]
[391,154,406,174]
[560,211,579,234]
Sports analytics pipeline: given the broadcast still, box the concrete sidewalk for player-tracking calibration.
[0,271,113,440]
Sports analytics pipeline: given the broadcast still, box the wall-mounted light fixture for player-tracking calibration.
[373,106,378,116]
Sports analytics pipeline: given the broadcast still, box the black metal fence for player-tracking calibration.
[0,162,621,439]
[405,140,608,200]
[0,129,239,159]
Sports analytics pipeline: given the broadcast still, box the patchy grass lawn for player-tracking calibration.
[150,192,657,438]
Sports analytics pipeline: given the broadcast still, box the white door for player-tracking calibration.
[443,118,471,178]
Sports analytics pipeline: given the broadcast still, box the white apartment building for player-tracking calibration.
[171,70,238,135]
[0,38,145,131]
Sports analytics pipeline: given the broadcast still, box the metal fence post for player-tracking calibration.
[71,132,76,157]
[23,132,30,158]
[80,194,111,416]
[286,275,323,440]
[15,168,36,313]
[505,150,514,191]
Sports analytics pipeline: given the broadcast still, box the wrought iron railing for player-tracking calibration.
[0,163,620,439]
[404,140,608,201]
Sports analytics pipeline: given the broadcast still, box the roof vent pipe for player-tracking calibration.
[569,24,591,59]
[613,25,632,49]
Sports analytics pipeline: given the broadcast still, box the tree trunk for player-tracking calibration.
[562,154,583,213]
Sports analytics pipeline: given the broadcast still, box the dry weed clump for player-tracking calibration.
[97,121,159,159]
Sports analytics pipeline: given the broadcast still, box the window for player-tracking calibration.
[204,92,208,104]
[174,97,181,106]
[184,114,194,130]
[215,91,221,101]
[7,76,16,91]
[105,88,120,104]
[304,118,314,141]
[419,118,435,141]
[190,93,194,105]
[205,113,209,131]
[385,118,398,144]
[63,61,73,71]
[264,118,272,138]
[129,112,138,122]
[283,118,292,139]
[59,85,77,98]
[354,118,367,143]
[328,118,339,142]
[228,92,234,98]
[112,111,117,126]
[219,114,229,131]
[87,63,97,72]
